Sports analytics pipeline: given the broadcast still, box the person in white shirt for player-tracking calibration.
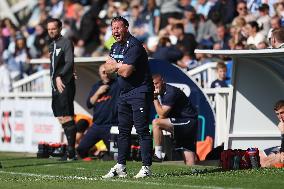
[246,21,265,47]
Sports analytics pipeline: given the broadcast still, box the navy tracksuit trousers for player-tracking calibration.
[77,125,111,158]
[117,92,153,166]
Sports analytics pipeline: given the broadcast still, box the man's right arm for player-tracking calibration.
[278,121,284,152]
[153,99,171,119]
[89,85,109,104]
[105,56,135,78]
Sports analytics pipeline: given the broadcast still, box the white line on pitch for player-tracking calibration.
[0,170,242,189]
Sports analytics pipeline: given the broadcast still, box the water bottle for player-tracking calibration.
[248,148,259,169]
[232,150,241,170]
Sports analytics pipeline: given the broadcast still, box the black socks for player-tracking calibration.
[62,120,77,158]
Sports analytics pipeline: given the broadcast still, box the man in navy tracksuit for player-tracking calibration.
[152,74,198,166]
[102,16,153,179]
[76,64,120,159]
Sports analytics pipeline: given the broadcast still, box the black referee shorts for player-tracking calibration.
[52,79,75,117]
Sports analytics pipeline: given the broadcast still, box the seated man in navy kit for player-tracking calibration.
[102,16,153,179]
[152,74,198,166]
[76,64,120,159]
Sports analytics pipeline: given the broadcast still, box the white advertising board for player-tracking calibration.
[0,99,62,152]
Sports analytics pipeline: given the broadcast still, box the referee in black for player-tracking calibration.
[102,16,153,179]
[47,18,77,160]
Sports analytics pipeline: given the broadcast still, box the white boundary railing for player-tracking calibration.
[203,87,233,147]
[12,70,51,93]
[187,62,218,88]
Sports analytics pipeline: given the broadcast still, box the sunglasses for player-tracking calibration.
[238,7,247,10]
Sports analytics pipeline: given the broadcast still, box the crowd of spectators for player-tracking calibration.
[0,0,284,87]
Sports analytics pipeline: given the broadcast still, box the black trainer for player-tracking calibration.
[58,146,77,161]
[152,154,163,162]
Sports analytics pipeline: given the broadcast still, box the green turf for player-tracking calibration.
[0,152,284,189]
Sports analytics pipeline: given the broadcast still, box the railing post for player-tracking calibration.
[214,92,226,147]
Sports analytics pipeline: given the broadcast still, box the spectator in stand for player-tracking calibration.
[156,0,183,30]
[245,21,265,47]
[49,0,64,19]
[118,1,131,22]
[195,45,213,65]
[270,16,282,30]
[6,33,33,80]
[215,25,231,50]
[207,0,237,25]
[256,41,269,49]
[275,2,284,24]
[63,0,77,20]
[246,0,262,15]
[257,3,271,37]
[177,51,199,71]
[232,0,256,27]
[32,24,49,58]
[171,23,197,57]
[197,10,221,48]
[270,27,284,49]
[152,74,198,165]
[210,62,228,88]
[195,0,214,19]
[234,41,245,50]
[27,0,48,27]
[168,5,199,36]
[141,0,161,36]
[152,36,183,64]
[76,65,120,160]
[70,3,101,56]
[229,19,247,49]
[129,3,149,43]
[1,18,17,51]
[0,24,4,57]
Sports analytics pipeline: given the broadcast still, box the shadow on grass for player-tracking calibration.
[153,167,224,177]
[0,159,80,169]
[0,157,37,161]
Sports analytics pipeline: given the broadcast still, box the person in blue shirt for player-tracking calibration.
[102,16,153,179]
[76,64,120,160]
[152,74,198,166]
[211,62,229,88]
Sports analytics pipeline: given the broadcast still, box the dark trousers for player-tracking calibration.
[117,92,153,166]
[77,125,111,158]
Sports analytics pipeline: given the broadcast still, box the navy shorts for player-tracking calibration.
[52,79,75,117]
[263,146,281,156]
[170,117,197,152]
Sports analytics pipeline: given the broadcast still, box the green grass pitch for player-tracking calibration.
[0,152,284,189]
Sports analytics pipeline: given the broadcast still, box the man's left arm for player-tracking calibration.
[60,39,74,77]
[105,44,142,77]
[56,39,74,93]
[104,57,135,78]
